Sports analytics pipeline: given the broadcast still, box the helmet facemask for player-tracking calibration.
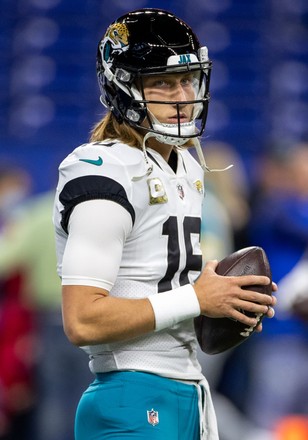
[99,53,211,146]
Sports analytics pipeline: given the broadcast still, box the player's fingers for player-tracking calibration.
[203,259,219,273]
[239,289,273,305]
[229,309,258,327]
[272,282,278,292]
[255,322,263,332]
[235,275,271,287]
[237,299,269,316]
[271,294,277,306]
[266,306,275,318]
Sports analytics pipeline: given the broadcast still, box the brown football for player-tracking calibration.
[194,246,272,355]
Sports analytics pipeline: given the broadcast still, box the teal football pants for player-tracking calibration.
[75,371,200,439]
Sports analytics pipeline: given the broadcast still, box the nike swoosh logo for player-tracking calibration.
[79,156,103,166]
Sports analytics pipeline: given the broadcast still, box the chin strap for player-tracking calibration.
[131,132,155,181]
[132,134,233,182]
[193,137,234,173]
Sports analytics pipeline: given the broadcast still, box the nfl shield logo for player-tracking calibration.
[147,408,159,426]
[176,184,185,199]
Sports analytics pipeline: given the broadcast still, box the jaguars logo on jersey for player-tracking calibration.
[100,23,130,66]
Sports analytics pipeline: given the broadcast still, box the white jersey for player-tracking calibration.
[53,140,206,380]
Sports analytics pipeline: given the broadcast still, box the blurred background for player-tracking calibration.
[0,0,307,439]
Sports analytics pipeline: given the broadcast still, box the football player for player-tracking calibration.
[53,8,276,440]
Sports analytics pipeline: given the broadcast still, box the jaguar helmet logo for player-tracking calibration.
[100,23,130,65]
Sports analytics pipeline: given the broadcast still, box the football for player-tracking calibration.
[194,246,272,355]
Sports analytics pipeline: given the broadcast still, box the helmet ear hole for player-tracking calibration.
[105,84,147,125]
[117,88,147,123]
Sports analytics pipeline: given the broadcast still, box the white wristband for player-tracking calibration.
[148,284,201,332]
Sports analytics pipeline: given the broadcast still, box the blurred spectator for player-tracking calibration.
[200,187,234,262]
[278,249,308,320]
[237,141,308,431]
[249,141,308,282]
[197,145,274,440]
[200,141,252,249]
[0,166,32,229]
[0,273,37,440]
[0,182,92,440]
[0,166,36,439]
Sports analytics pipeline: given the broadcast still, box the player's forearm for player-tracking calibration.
[62,285,155,346]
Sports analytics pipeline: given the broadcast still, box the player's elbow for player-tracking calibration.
[63,314,112,346]
[63,318,95,346]
[63,320,85,346]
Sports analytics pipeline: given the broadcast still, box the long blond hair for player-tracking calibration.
[90,111,144,148]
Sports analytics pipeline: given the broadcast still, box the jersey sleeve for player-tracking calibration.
[56,142,138,233]
[62,199,132,290]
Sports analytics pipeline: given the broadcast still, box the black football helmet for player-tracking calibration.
[96,8,212,145]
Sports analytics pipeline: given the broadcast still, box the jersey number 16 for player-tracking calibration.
[158,216,202,293]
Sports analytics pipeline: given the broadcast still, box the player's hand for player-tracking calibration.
[255,282,278,332]
[194,260,275,327]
